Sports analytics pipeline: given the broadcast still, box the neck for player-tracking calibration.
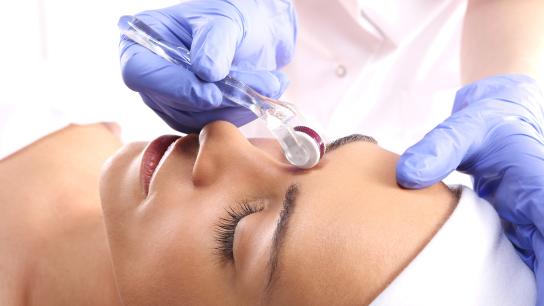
[0,124,123,306]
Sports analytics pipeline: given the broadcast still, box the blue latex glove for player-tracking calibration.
[397,74,544,304]
[120,0,297,133]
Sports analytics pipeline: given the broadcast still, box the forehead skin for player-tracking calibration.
[266,141,456,305]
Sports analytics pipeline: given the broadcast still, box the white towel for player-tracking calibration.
[370,186,536,306]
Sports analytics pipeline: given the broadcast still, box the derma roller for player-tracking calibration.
[118,15,325,169]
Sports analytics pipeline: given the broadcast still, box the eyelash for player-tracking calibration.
[214,201,263,262]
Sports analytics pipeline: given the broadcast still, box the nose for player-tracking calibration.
[192,121,289,186]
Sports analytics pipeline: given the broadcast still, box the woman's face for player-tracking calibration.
[100,121,455,306]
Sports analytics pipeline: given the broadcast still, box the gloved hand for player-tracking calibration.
[120,0,297,133]
[397,74,544,304]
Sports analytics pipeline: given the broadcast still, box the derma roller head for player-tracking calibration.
[287,126,325,169]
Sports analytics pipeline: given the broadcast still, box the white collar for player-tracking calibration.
[337,0,461,47]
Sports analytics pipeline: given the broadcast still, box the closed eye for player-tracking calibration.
[214,201,263,263]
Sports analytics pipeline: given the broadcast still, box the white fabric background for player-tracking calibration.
[0,0,179,159]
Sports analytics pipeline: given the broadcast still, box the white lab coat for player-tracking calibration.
[279,0,467,153]
[0,0,469,186]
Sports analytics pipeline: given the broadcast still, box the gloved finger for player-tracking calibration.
[140,92,216,134]
[190,17,241,82]
[503,222,537,268]
[533,233,544,305]
[271,70,290,96]
[141,90,257,133]
[230,70,289,100]
[396,109,486,188]
[134,10,193,48]
[120,39,222,110]
[197,106,257,128]
[495,171,544,229]
[536,263,544,306]
[140,92,195,133]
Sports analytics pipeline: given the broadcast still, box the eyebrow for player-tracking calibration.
[266,184,298,291]
[264,134,376,296]
[325,134,377,153]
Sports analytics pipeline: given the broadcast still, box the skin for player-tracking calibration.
[0,121,456,306]
[0,124,122,306]
[100,121,457,306]
[462,0,544,84]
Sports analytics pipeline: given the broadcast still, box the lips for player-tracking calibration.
[140,135,180,195]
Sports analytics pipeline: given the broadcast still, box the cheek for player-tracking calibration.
[105,191,236,304]
[271,212,371,305]
[100,142,147,217]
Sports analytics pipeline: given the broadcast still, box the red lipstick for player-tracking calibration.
[140,135,180,195]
